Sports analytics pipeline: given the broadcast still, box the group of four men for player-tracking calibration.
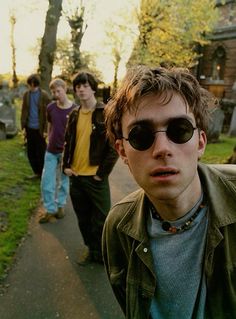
[21,66,236,318]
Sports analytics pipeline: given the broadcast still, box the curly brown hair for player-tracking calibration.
[105,65,213,145]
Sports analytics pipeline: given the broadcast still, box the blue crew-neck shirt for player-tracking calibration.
[28,89,40,129]
[148,196,208,319]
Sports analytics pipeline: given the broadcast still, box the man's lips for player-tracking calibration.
[150,167,178,177]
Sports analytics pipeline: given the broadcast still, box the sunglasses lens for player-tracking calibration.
[167,118,194,144]
[128,126,154,151]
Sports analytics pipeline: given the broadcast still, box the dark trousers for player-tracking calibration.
[25,127,46,176]
[70,175,111,256]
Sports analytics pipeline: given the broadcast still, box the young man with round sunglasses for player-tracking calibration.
[102,65,236,319]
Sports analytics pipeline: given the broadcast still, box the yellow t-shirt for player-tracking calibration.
[71,110,98,175]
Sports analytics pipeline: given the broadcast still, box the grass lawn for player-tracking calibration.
[202,134,236,163]
[0,134,41,282]
[0,129,235,282]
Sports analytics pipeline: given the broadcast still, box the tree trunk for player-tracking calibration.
[10,14,18,88]
[112,49,121,95]
[38,0,62,92]
[67,5,87,74]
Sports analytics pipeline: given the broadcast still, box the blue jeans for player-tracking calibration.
[41,151,69,213]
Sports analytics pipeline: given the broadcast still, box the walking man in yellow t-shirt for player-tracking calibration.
[62,71,118,265]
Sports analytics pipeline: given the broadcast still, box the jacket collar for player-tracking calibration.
[116,189,150,242]
[77,101,104,110]
[198,162,236,227]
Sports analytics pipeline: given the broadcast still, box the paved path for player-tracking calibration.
[0,159,138,319]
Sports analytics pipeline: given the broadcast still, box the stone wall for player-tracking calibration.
[198,1,236,100]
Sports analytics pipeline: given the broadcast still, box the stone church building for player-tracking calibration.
[197,0,236,101]
[195,0,236,135]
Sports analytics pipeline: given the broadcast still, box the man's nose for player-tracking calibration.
[151,131,172,157]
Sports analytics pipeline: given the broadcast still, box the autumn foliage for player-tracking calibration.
[128,0,219,68]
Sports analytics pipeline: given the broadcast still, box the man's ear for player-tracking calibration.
[115,139,128,165]
[198,130,207,160]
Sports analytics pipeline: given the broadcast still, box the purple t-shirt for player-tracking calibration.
[47,102,75,154]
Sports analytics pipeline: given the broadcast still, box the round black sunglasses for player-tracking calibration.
[122,117,197,151]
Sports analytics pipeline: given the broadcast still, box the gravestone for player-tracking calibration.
[207,108,225,142]
[0,121,6,140]
[228,106,236,137]
[232,81,236,100]
[0,82,17,137]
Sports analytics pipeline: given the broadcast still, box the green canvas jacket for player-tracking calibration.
[62,102,118,178]
[102,163,236,319]
[21,88,51,136]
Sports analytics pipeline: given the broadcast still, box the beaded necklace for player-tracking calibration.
[149,199,205,234]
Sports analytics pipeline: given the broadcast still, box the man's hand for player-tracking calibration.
[64,168,76,176]
[93,175,102,181]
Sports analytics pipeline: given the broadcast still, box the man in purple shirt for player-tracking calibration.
[39,78,76,223]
